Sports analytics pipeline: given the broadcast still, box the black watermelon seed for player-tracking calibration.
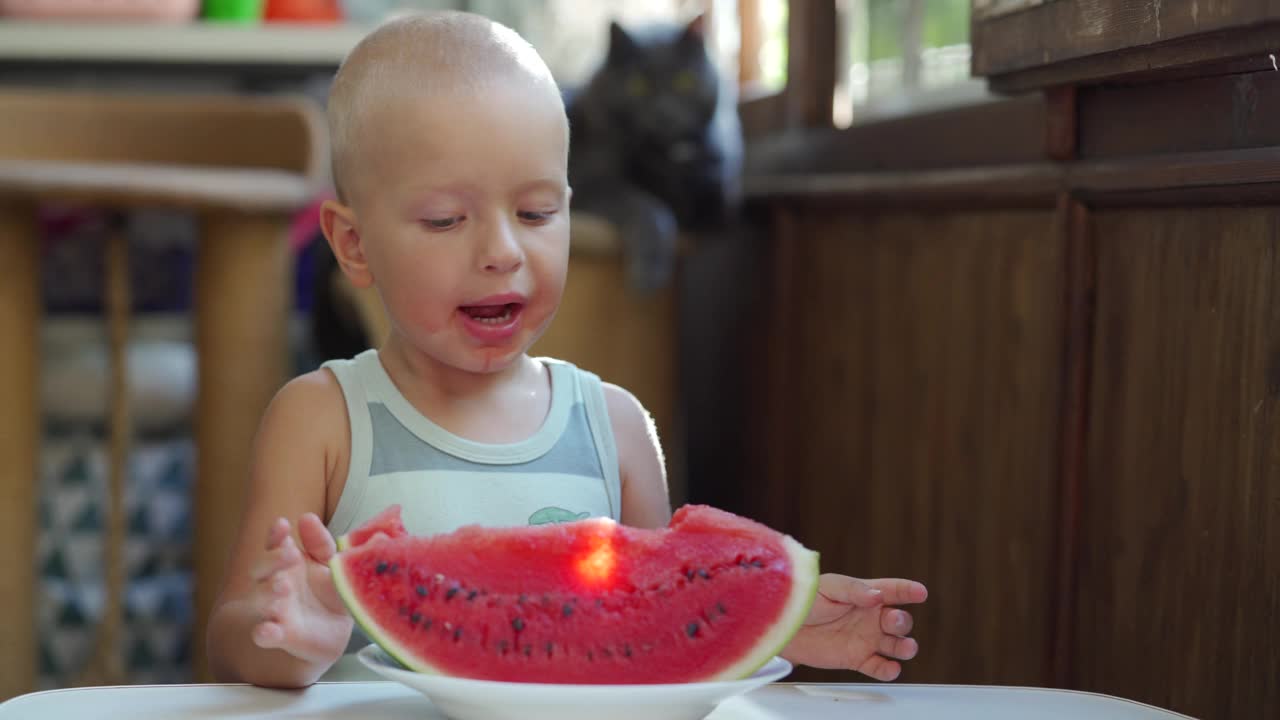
[587,651,594,662]
[497,640,509,654]
[416,585,427,597]
[686,622,699,638]
[518,594,527,605]
[685,568,695,580]
[453,627,463,641]
[717,602,727,615]
[512,617,525,632]
[523,644,532,657]
[545,642,553,657]
[698,569,710,579]
[375,561,389,574]
[562,604,573,618]
[595,598,604,608]
[751,559,765,568]
[423,618,433,630]
[601,647,612,659]
[623,644,633,658]
[467,590,479,601]
[410,612,422,625]
[446,587,459,601]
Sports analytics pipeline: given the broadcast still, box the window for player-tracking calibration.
[836,0,982,126]
[376,1,979,131]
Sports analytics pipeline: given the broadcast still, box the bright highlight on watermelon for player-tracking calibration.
[329,505,820,684]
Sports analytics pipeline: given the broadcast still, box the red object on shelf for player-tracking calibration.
[263,0,340,22]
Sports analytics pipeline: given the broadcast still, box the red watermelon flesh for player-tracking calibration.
[329,504,819,684]
[335,504,407,551]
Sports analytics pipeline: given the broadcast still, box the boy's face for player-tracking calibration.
[344,80,571,374]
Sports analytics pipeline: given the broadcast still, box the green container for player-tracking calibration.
[203,0,264,22]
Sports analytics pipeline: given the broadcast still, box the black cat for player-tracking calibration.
[566,14,743,292]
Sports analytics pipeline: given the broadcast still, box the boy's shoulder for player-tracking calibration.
[286,366,345,396]
[263,368,348,434]
[533,355,644,414]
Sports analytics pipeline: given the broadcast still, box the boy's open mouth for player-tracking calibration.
[459,302,522,325]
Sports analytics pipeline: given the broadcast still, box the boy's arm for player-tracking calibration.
[206,370,351,687]
[604,383,673,529]
[602,380,926,679]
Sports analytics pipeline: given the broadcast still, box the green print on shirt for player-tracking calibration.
[528,507,592,525]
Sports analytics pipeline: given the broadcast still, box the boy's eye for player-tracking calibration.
[422,216,462,230]
[673,70,697,93]
[518,210,556,224]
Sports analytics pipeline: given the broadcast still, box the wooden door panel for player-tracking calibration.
[765,210,1064,686]
[1081,208,1280,718]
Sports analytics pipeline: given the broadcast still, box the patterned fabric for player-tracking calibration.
[36,428,194,689]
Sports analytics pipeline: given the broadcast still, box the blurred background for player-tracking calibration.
[0,2,1277,718]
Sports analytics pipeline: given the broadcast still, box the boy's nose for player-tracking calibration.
[480,220,524,273]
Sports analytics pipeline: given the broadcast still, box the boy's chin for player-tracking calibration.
[455,345,530,374]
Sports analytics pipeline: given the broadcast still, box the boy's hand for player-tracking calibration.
[781,575,928,681]
[248,513,354,665]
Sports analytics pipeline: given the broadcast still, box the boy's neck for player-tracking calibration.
[377,333,536,402]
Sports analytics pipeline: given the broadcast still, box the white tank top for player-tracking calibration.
[322,349,622,538]
[318,350,623,680]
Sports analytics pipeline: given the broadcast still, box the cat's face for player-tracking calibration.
[595,16,720,144]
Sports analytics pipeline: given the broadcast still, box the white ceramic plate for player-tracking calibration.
[356,644,792,720]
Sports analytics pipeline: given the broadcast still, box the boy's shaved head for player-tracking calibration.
[327,11,563,202]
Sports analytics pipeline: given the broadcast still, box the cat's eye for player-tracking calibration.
[626,74,650,97]
[673,70,697,93]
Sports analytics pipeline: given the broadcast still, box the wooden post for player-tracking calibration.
[900,0,925,90]
[738,0,764,87]
[0,202,39,700]
[785,0,839,129]
[79,226,130,687]
[192,211,290,681]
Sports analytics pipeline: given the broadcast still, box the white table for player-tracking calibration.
[0,681,1195,719]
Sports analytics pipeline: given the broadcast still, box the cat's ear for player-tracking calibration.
[607,21,637,64]
[682,13,707,44]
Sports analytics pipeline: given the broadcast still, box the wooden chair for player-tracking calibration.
[0,89,325,697]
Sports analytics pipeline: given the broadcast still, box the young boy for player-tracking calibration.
[206,11,927,687]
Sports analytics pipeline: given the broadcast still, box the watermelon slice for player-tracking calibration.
[335,503,407,551]
[329,504,819,684]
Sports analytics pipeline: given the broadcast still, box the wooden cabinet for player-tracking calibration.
[719,2,1280,714]
[972,0,1280,93]
[1078,209,1280,719]
[752,209,1065,687]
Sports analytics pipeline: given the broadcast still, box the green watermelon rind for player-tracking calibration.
[329,543,449,676]
[701,534,820,682]
[329,528,822,684]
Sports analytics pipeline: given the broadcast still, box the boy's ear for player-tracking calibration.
[320,199,374,289]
